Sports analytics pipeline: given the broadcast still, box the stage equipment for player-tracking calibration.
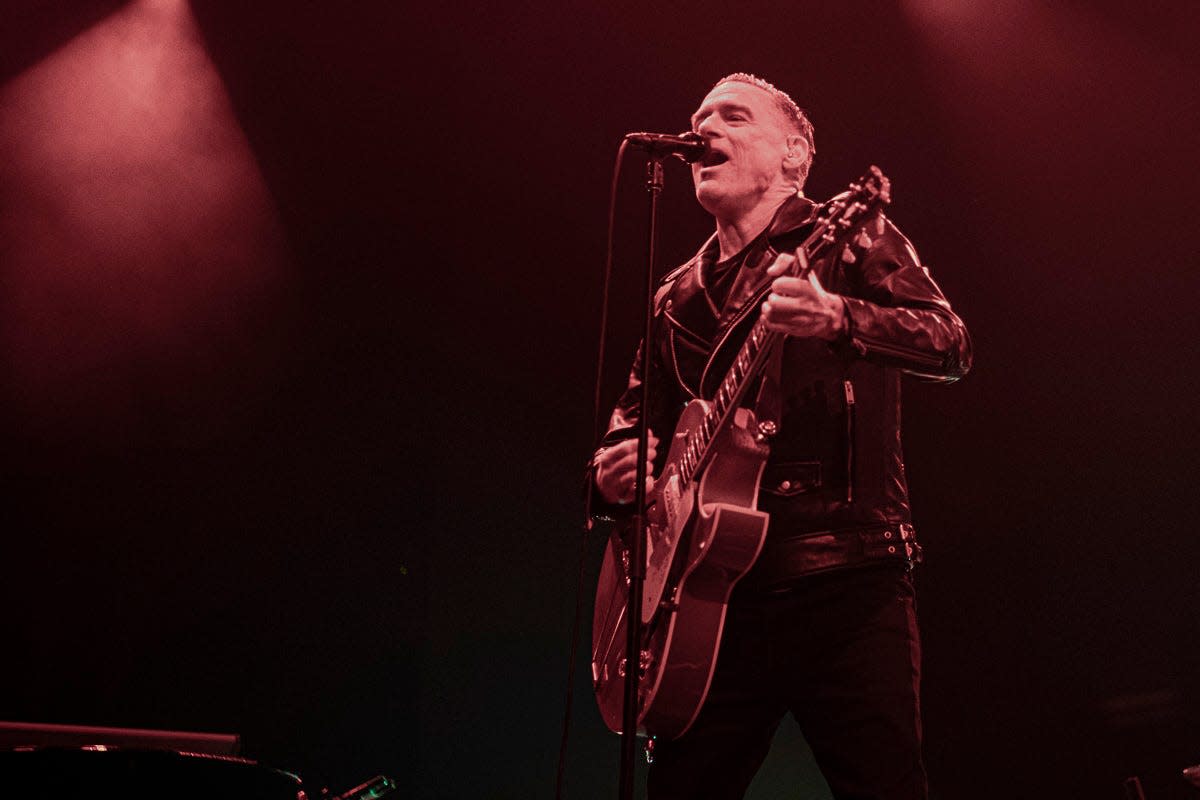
[0,721,399,799]
[0,720,239,754]
[0,747,304,799]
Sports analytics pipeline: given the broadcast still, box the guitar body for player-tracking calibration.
[591,402,770,739]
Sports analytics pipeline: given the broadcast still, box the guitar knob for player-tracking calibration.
[757,420,778,439]
[617,651,653,679]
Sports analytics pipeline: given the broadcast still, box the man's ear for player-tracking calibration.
[783,133,809,170]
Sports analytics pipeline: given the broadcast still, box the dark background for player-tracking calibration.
[2,1,1199,797]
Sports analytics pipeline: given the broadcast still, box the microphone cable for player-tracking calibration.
[554,136,630,800]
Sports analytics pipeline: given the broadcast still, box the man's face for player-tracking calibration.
[689,81,795,219]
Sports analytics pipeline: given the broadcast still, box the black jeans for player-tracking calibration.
[647,563,927,800]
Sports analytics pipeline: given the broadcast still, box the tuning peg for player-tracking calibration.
[875,215,886,236]
[841,244,856,264]
[855,230,873,249]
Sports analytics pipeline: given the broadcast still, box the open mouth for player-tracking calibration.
[701,150,729,168]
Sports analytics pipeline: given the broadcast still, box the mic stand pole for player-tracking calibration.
[619,155,665,800]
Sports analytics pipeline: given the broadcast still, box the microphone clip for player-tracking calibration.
[624,131,707,163]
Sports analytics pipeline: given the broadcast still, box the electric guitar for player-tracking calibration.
[591,167,893,739]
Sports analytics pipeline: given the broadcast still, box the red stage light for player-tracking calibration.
[0,0,287,444]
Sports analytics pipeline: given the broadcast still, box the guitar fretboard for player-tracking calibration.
[677,319,779,483]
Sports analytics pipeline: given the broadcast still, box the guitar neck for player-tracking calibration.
[677,180,886,485]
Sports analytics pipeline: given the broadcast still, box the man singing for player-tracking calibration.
[591,74,972,799]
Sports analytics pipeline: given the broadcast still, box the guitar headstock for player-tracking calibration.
[814,166,893,248]
[852,165,891,207]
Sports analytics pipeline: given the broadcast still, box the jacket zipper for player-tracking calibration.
[843,379,856,504]
[852,335,945,368]
[668,330,700,399]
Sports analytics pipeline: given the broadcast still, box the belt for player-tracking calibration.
[739,522,922,593]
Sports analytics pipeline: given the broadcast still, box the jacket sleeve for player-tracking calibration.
[835,216,973,382]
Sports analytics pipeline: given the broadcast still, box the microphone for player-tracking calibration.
[624,131,707,163]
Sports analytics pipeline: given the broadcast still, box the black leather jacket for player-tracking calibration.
[595,193,971,576]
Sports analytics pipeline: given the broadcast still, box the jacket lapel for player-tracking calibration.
[697,194,818,396]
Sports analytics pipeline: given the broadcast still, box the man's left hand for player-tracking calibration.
[762,251,847,341]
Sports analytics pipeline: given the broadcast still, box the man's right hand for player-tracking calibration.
[594,432,659,505]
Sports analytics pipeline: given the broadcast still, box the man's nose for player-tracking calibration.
[695,115,721,137]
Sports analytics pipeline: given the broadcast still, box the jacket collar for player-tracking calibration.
[764,192,819,240]
[689,192,819,271]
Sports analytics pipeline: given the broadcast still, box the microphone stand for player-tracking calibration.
[619,154,665,800]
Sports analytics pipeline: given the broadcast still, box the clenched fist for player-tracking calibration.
[594,432,659,505]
